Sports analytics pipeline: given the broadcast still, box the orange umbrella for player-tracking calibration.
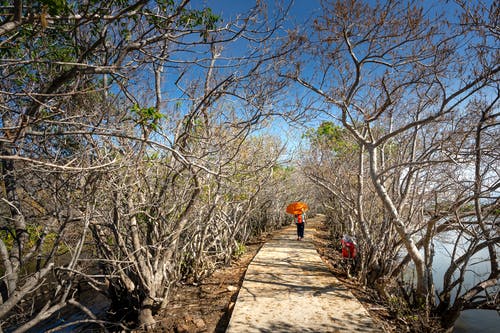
[286,202,308,215]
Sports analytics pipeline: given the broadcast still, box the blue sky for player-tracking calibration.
[192,0,322,150]
[190,0,321,23]
[174,1,324,159]
[179,0,498,161]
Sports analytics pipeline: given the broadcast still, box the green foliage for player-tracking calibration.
[304,121,357,154]
[0,224,65,255]
[0,226,41,250]
[147,151,160,160]
[0,1,78,90]
[180,7,219,29]
[459,203,475,213]
[41,231,61,254]
[272,164,294,180]
[40,0,69,15]
[157,0,175,6]
[233,241,246,258]
[0,228,15,249]
[131,104,164,131]
[387,295,409,317]
[316,121,343,141]
[272,164,294,173]
[26,224,44,248]
[180,7,220,41]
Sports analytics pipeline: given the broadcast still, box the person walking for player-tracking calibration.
[295,212,305,240]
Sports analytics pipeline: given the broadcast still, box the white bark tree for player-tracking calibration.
[290,0,499,329]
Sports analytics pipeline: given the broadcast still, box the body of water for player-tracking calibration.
[432,233,499,333]
[454,310,499,333]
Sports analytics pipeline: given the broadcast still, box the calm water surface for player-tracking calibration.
[433,234,499,333]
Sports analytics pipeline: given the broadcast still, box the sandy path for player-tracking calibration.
[226,217,384,333]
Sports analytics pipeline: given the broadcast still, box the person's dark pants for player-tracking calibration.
[296,223,305,238]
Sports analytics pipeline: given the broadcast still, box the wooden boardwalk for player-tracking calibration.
[226,218,384,332]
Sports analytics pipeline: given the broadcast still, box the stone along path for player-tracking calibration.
[226,217,383,333]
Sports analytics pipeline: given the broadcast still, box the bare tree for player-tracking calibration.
[290,0,499,330]
[0,89,119,332]
[1,0,301,330]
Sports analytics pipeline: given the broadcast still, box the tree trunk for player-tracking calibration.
[367,144,427,299]
[138,298,156,330]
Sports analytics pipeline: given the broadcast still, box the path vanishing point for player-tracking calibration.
[226,216,384,333]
